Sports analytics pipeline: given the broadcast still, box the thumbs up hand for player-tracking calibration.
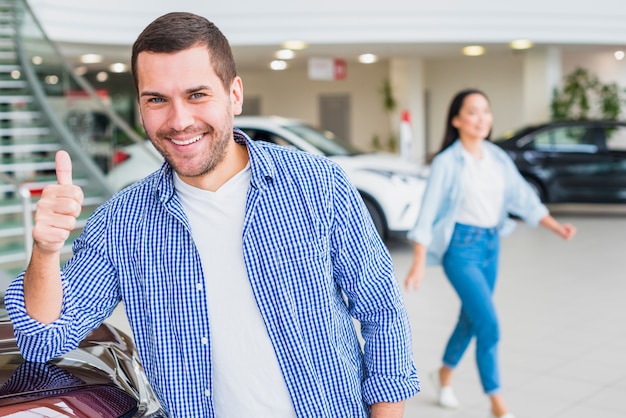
[32,150,85,254]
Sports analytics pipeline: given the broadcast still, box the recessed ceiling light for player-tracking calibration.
[96,71,108,82]
[45,75,58,85]
[74,65,87,76]
[281,40,307,50]
[275,49,295,60]
[31,56,42,65]
[358,53,378,64]
[109,62,128,73]
[510,39,533,50]
[615,50,625,60]
[270,60,288,70]
[462,45,485,56]
[81,53,103,64]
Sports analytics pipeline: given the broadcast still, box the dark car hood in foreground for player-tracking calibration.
[0,362,137,416]
[0,320,164,417]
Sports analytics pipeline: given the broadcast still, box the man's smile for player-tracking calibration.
[169,134,203,146]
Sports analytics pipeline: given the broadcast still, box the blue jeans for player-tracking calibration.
[441,223,501,395]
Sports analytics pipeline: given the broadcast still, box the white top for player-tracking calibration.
[174,166,295,417]
[456,145,505,228]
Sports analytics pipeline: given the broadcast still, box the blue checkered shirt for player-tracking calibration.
[6,131,420,417]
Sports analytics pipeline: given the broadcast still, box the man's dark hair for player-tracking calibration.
[131,12,237,93]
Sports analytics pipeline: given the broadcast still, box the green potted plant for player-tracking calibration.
[551,67,626,120]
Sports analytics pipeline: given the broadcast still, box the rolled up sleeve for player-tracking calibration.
[330,165,420,404]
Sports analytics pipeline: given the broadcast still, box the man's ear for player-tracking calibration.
[231,76,244,116]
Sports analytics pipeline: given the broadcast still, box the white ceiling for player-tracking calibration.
[26,0,626,72]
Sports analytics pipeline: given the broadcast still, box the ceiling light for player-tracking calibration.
[281,40,307,50]
[81,53,103,64]
[96,71,108,82]
[462,45,485,56]
[31,56,42,65]
[510,39,533,50]
[45,75,58,85]
[270,60,288,71]
[74,65,88,76]
[10,70,20,79]
[109,62,128,73]
[358,53,378,64]
[615,50,625,60]
[275,49,295,60]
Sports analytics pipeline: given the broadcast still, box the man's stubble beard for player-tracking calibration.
[150,125,232,178]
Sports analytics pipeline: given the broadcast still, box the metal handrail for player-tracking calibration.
[0,172,34,259]
[18,0,160,164]
[17,184,34,260]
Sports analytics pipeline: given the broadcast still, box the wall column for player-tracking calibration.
[522,46,562,124]
[390,58,427,162]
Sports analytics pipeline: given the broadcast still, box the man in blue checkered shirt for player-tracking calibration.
[6,12,420,417]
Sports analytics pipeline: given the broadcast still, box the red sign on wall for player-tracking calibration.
[308,58,347,81]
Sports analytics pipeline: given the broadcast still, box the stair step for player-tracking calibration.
[0,158,56,172]
[0,194,106,216]
[0,64,19,73]
[0,79,26,89]
[0,141,59,153]
[0,214,90,239]
[0,175,90,194]
[0,51,16,60]
[0,126,50,137]
[0,95,32,104]
[0,238,76,266]
[0,111,41,120]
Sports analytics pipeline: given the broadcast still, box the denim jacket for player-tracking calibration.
[407,139,548,265]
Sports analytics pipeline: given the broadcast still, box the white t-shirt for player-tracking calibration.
[174,166,295,417]
[456,145,505,228]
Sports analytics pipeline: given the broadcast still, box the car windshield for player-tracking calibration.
[282,124,362,156]
[494,124,542,142]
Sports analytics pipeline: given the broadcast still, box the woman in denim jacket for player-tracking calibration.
[405,89,576,418]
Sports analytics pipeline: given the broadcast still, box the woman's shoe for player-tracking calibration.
[429,370,459,409]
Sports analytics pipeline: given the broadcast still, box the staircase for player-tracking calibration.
[0,0,141,280]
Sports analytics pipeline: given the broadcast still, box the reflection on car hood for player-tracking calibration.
[0,321,164,417]
[330,152,426,177]
[0,362,138,417]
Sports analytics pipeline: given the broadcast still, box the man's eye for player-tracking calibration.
[148,97,164,103]
[191,93,205,99]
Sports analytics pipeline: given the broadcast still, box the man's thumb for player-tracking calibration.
[55,150,73,185]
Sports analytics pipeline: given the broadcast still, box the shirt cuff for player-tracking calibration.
[362,373,421,405]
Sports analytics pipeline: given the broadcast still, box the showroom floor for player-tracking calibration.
[107,208,626,417]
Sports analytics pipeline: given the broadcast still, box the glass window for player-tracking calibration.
[605,126,626,151]
[240,128,294,148]
[532,126,598,153]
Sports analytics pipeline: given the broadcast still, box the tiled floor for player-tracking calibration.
[392,209,626,418]
[106,209,626,417]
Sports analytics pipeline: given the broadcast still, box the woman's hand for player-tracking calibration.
[540,215,576,240]
[556,223,576,240]
[404,262,425,291]
[405,243,427,291]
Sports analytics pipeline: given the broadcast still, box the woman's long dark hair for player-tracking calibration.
[437,88,491,155]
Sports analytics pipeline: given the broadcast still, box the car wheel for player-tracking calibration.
[362,197,387,240]
[525,177,547,202]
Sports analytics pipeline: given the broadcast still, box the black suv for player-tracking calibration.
[494,120,626,203]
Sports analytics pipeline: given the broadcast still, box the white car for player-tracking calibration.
[107,116,427,240]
